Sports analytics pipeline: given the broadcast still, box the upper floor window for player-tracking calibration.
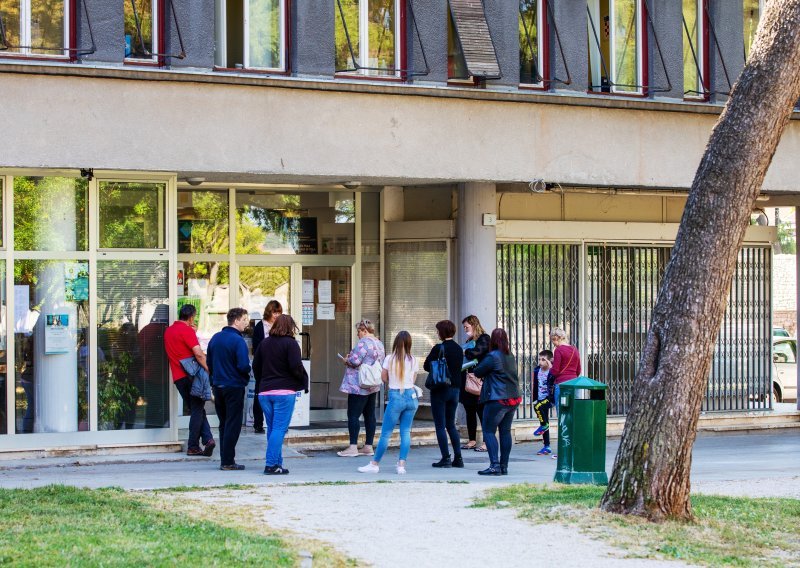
[124,0,160,62]
[0,0,71,58]
[683,0,708,99]
[215,0,287,71]
[587,0,647,95]
[335,0,402,77]
[519,0,546,86]
[743,0,763,61]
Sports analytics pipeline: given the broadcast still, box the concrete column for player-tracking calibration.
[795,207,800,411]
[457,183,497,330]
[383,186,404,222]
[550,0,588,94]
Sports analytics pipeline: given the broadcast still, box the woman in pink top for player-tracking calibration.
[550,328,581,415]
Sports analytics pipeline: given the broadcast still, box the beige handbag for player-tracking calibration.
[465,372,483,396]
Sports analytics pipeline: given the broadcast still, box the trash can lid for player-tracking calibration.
[559,376,607,390]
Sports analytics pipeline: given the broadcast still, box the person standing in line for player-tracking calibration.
[424,320,464,468]
[253,314,308,475]
[461,315,490,452]
[358,331,420,475]
[207,307,252,471]
[550,328,581,413]
[532,350,555,456]
[473,328,521,476]
[164,304,215,457]
[337,320,385,458]
[251,300,283,434]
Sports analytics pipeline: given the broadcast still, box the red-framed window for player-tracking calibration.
[0,0,77,61]
[214,0,290,73]
[335,0,407,79]
[124,0,164,65]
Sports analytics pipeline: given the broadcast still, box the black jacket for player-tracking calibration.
[473,350,521,403]
[532,365,555,401]
[423,339,463,390]
[465,333,490,362]
[252,335,308,393]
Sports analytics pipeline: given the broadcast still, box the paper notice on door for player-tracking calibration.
[302,303,314,326]
[316,303,335,320]
[302,279,315,303]
[318,280,332,303]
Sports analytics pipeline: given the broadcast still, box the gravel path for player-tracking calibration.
[196,482,693,568]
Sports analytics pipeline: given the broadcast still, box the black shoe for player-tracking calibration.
[452,456,464,468]
[186,448,204,456]
[500,465,508,475]
[264,465,290,475]
[253,427,265,434]
[477,466,503,476]
[220,463,245,471]
[432,456,452,468]
[202,441,216,457]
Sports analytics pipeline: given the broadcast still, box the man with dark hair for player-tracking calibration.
[207,307,252,470]
[164,303,215,456]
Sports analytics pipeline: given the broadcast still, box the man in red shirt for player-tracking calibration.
[164,304,215,456]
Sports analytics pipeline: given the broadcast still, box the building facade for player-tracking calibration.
[0,0,797,452]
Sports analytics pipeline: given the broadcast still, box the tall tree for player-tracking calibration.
[600,0,800,521]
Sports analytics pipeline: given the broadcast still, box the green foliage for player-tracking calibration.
[13,176,87,252]
[98,352,140,429]
[99,182,163,249]
[0,485,295,566]
[475,484,800,567]
[777,220,796,254]
[248,0,282,68]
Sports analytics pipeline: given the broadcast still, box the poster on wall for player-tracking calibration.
[302,303,314,326]
[14,285,29,333]
[302,280,315,303]
[45,314,71,354]
[64,262,89,302]
[318,280,332,303]
[317,303,335,320]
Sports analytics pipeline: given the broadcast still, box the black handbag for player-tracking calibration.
[425,345,452,390]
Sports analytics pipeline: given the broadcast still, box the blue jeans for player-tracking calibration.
[259,393,297,467]
[374,389,419,463]
[482,401,518,468]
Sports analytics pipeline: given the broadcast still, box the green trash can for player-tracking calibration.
[553,376,608,485]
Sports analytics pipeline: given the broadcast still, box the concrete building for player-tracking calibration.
[0,0,798,453]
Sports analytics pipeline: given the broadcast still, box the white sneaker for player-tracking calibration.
[396,464,406,475]
[358,462,380,474]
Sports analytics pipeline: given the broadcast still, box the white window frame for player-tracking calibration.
[683,0,707,99]
[588,0,645,95]
[519,0,545,87]
[339,0,402,77]
[0,0,70,59]
[215,0,287,72]
[124,0,159,63]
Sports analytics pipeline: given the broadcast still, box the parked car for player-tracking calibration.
[772,337,798,403]
[773,326,790,338]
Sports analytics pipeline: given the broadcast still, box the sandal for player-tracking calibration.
[461,442,477,450]
[474,445,487,452]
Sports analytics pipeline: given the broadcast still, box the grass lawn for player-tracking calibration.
[0,485,295,567]
[474,484,800,567]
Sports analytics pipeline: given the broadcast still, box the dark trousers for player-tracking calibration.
[534,397,552,446]
[252,378,264,430]
[482,401,518,468]
[175,377,213,450]
[431,387,461,459]
[347,392,377,446]
[462,394,483,442]
[213,386,245,466]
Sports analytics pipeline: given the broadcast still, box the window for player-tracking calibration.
[519,0,546,86]
[335,0,402,77]
[447,8,468,79]
[124,0,159,62]
[587,0,646,94]
[14,176,88,252]
[448,0,501,82]
[743,0,763,61]
[0,0,70,57]
[215,0,286,71]
[683,0,708,98]
[177,189,229,254]
[98,181,166,249]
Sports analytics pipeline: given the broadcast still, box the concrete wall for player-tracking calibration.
[649,0,684,100]
[409,0,448,83]
[79,0,121,64]
[483,0,518,87]
[292,0,335,77]
[550,0,588,94]
[168,0,216,69]
[709,0,745,103]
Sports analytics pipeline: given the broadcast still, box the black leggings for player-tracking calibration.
[347,392,377,446]
[534,398,552,446]
[462,394,484,442]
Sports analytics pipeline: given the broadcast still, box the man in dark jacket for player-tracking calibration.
[207,307,251,471]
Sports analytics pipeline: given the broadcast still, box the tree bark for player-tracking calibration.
[600,0,800,522]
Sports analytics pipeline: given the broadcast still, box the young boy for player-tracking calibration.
[532,350,555,456]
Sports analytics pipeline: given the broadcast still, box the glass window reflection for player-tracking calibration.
[177,189,229,254]
[14,176,88,252]
[99,181,166,249]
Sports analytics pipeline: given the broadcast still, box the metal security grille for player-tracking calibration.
[586,244,771,414]
[497,244,581,419]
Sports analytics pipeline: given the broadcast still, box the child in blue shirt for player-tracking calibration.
[532,350,555,456]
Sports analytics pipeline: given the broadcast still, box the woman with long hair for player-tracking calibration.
[253,314,308,475]
[461,315,490,452]
[358,331,420,475]
[337,319,385,457]
[251,300,283,434]
[472,328,521,476]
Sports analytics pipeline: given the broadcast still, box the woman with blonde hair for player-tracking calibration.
[461,315,490,452]
[358,331,420,475]
[550,327,581,414]
[337,319,385,457]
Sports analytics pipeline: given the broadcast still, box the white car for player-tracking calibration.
[772,338,798,403]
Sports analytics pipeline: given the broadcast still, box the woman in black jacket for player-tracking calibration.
[253,314,307,475]
[423,320,464,468]
[251,300,283,434]
[461,315,490,452]
[472,328,521,476]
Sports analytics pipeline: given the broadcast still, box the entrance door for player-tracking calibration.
[236,263,352,422]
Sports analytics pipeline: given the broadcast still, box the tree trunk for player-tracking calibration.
[600,0,800,522]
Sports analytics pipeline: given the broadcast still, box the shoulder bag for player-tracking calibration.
[425,344,452,390]
[357,339,383,388]
[465,372,483,396]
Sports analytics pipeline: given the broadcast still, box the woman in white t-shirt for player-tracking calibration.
[358,331,420,475]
